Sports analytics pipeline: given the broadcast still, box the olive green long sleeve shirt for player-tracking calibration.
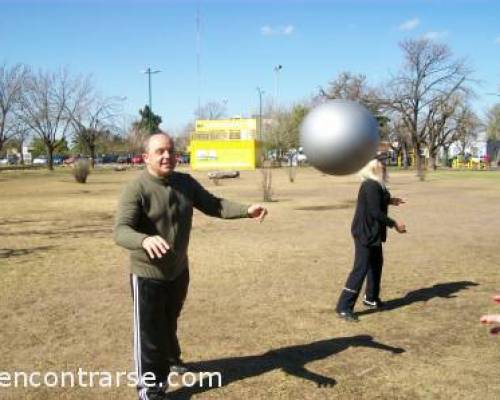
[114,170,249,281]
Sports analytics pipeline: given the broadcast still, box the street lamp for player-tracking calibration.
[273,65,283,104]
[256,87,265,140]
[141,67,162,112]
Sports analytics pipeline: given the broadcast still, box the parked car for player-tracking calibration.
[102,154,119,163]
[176,154,190,164]
[32,156,48,165]
[63,156,78,165]
[0,158,8,165]
[52,155,66,165]
[131,155,144,165]
[117,155,131,164]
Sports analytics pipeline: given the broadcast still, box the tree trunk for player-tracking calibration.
[442,146,450,167]
[47,146,54,171]
[413,140,426,181]
[90,144,96,168]
[402,142,409,168]
[19,138,24,165]
[428,146,438,170]
[428,155,437,170]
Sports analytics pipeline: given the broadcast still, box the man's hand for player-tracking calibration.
[394,221,407,233]
[142,236,170,259]
[390,197,405,206]
[480,295,500,335]
[247,204,268,222]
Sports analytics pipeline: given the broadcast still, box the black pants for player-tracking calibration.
[336,241,383,312]
[131,269,189,399]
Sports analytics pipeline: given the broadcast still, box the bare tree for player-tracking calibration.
[17,68,91,170]
[126,125,149,155]
[387,38,473,175]
[0,63,29,153]
[6,123,31,164]
[318,72,381,109]
[68,95,123,167]
[425,95,458,169]
[194,100,227,120]
[486,104,500,141]
[385,115,412,167]
[453,106,482,156]
[319,71,391,142]
[173,122,193,153]
[263,103,308,161]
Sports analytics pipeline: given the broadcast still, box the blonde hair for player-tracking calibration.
[358,159,387,187]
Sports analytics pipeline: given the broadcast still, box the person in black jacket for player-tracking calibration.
[336,154,406,321]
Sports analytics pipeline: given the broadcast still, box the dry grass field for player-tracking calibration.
[1,166,499,399]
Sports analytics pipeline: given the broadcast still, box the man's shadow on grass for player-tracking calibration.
[357,280,479,317]
[169,335,404,399]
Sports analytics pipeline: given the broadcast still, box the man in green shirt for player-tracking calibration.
[114,132,267,400]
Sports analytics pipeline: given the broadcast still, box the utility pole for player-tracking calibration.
[142,67,161,112]
[256,87,265,140]
[141,67,161,132]
[273,64,283,105]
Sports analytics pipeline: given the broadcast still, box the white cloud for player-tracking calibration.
[422,31,449,40]
[261,24,295,36]
[495,36,500,44]
[398,18,420,31]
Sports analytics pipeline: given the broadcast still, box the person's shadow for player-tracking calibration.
[357,280,479,316]
[169,335,404,399]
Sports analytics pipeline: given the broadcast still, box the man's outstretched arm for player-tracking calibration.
[191,176,267,221]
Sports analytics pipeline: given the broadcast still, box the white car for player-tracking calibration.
[32,156,48,165]
[0,158,8,165]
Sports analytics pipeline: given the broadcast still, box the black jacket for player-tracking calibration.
[351,179,395,246]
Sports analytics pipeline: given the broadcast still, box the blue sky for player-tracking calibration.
[1,0,499,133]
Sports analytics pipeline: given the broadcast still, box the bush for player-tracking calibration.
[73,159,90,183]
[287,165,297,183]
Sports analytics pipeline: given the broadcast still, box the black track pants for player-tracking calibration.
[336,241,383,312]
[131,269,189,399]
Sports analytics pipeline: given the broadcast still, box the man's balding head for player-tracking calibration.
[143,132,176,177]
[143,132,174,153]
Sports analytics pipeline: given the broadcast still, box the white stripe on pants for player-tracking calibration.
[133,274,149,400]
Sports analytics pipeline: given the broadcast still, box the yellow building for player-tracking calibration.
[190,118,262,170]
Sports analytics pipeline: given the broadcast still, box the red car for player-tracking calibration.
[63,156,78,165]
[131,155,144,165]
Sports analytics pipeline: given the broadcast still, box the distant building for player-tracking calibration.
[22,144,32,164]
[189,118,263,170]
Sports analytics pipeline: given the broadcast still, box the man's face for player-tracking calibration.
[144,135,177,177]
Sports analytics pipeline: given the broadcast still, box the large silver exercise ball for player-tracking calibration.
[300,100,380,175]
